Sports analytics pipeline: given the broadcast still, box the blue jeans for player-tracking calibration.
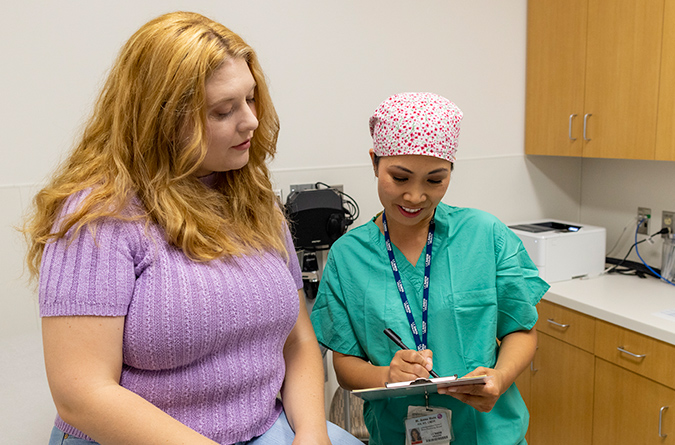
[48,427,99,444]
[48,411,362,445]
[240,411,363,445]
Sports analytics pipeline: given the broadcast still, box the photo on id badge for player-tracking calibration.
[410,427,423,444]
[405,408,452,445]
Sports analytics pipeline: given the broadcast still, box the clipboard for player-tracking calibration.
[351,375,490,401]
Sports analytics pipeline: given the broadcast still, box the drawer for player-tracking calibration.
[595,319,675,390]
[536,300,595,353]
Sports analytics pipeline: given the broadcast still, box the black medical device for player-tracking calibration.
[285,185,356,250]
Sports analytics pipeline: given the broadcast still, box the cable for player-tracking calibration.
[633,219,674,286]
[314,182,360,226]
[604,240,647,275]
[605,218,668,276]
[605,216,639,257]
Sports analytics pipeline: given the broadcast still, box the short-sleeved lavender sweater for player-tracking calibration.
[39,191,303,443]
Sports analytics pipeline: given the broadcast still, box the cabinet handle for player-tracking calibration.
[583,113,592,141]
[546,318,570,329]
[617,346,647,359]
[660,406,669,438]
[569,114,577,141]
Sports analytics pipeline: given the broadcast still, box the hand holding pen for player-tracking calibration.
[384,328,440,378]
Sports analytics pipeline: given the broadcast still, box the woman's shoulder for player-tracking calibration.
[61,187,144,216]
[436,203,522,253]
[57,187,149,242]
[437,202,503,227]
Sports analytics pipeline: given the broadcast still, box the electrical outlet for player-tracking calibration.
[290,183,344,193]
[663,210,675,238]
[637,207,651,235]
[290,183,317,193]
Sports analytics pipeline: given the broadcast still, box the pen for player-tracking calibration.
[383,328,440,378]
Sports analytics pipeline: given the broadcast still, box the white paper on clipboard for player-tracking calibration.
[351,375,490,401]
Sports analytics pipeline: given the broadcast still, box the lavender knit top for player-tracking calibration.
[39,190,303,444]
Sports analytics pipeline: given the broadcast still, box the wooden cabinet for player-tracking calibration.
[529,332,594,445]
[522,301,675,444]
[535,298,595,353]
[593,320,675,443]
[514,364,531,443]
[525,300,594,445]
[525,0,667,160]
[595,319,675,389]
[594,359,675,444]
[525,0,587,157]
[656,0,675,161]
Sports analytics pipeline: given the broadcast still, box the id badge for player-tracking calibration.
[405,406,453,445]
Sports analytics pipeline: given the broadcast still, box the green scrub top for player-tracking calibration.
[311,203,550,445]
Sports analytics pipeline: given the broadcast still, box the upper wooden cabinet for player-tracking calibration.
[525,0,668,160]
[525,0,588,157]
[656,1,675,161]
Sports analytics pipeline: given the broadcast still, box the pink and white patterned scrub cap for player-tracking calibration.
[369,92,463,163]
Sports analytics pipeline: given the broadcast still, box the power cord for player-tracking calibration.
[605,216,639,257]
[605,218,669,277]
[315,182,360,226]
[634,219,674,286]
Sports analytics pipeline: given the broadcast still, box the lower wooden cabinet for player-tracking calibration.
[528,332,594,445]
[593,358,675,444]
[514,364,531,443]
[519,300,675,444]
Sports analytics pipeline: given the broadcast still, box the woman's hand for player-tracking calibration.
[333,348,435,390]
[437,366,506,412]
[438,328,538,412]
[387,349,435,383]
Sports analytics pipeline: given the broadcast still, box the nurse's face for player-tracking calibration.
[371,151,451,230]
[194,57,259,177]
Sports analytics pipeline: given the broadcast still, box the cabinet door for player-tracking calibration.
[595,319,675,390]
[656,0,675,161]
[594,358,675,444]
[514,364,531,443]
[583,0,664,159]
[529,332,594,445]
[525,0,588,156]
[515,361,531,408]
[537,299,595,353]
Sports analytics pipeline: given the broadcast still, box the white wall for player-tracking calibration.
[579,158,675,269]
[10,0,673,442]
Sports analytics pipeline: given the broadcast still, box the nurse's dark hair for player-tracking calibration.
[371,153,455,171]
[23,11,286,281]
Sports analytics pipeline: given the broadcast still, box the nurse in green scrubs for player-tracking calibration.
[311,92,549,445]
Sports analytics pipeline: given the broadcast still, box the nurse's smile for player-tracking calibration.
[399,206,424,218]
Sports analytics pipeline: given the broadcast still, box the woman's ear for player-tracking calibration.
[369,149,378,177]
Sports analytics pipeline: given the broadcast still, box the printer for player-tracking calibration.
[508,220,606,283]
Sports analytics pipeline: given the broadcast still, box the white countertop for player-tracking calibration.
[544,273,675,345]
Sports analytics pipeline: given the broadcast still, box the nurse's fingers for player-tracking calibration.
[388,350,433,382]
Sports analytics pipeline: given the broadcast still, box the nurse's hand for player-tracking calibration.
[437,366,506,412]
[387,349,434,383]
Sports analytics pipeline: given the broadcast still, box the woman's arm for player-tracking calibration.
[438,327,537,412]
[280,290,331,445]
[42,316,218,445]
[333,349,434,390]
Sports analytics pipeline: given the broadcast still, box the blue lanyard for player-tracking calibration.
[381,210,435,351]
